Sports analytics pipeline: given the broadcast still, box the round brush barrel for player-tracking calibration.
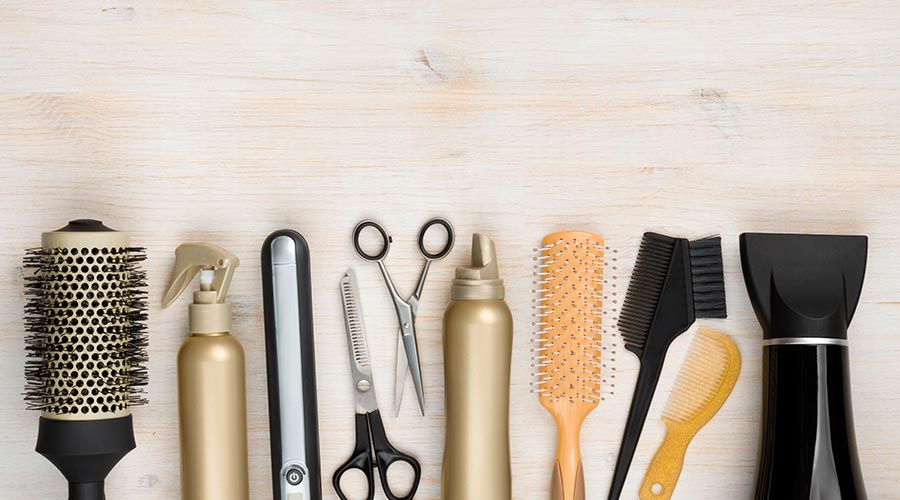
[24,219,148,500]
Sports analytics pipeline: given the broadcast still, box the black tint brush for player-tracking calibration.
[607,233,726,500]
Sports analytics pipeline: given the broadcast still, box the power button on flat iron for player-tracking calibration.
[286,468,304,485]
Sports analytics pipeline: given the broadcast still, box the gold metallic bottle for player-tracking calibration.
[163,243,250,500]
[441,234,513,500]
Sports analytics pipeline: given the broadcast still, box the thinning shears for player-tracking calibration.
[352,217,455,416]
[334,270,421,500]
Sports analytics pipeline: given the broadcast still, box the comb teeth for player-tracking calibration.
[663,329,733,423]
[617,233,676,354]
[23,246,149,416]
[531,231,617,405]
[689,236,727,319]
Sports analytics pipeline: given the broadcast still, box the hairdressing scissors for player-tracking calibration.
[352,217,455,416]
[334,270,421,500]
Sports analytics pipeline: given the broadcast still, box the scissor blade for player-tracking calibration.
[400,325,426,416]
[340,270,372,375]
[395,328,407,416]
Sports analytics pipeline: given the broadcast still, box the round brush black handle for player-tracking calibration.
[36,416,135,500]
[69,481,105,500]
[608,360,665,500]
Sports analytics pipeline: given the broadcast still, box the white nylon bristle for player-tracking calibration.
[663,331,730,423]
[530,234,619,405]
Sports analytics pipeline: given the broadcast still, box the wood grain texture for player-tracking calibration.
[1,1,899,499]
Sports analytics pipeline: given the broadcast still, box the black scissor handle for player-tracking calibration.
[417,217,454,260]
[333,413,376,500]
[369,410,421,500]
[353,220,391,262]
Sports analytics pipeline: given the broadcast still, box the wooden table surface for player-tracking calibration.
[2,1,900,499]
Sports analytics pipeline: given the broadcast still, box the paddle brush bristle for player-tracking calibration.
[532,231,615,405]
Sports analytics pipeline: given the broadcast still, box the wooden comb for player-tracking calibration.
[638,328,741,500]
[532,231,615,500]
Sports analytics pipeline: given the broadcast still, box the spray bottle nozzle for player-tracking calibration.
[162,243,240,308]
[162,243,240,334]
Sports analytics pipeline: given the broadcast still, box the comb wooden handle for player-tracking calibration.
[550,418,586,500]
[638,425,693,500]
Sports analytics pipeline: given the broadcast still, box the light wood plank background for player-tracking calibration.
[2,1,899,499]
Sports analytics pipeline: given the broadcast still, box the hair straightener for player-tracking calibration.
[262,230,322,500]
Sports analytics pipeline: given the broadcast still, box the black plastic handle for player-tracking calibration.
[353,220,391,262]
[608,359,666,500]
[69,481,104,500]
[333,413,376,500]
[35,416,135,500]
[417,218,454,260]
[368,410,421,500]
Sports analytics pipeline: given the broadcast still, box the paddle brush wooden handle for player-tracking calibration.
[638,424,693,500]
[550,419,586,500]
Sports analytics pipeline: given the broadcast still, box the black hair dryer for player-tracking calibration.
[741,233,868,500]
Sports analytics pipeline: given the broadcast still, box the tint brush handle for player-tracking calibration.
[608,361,665,500]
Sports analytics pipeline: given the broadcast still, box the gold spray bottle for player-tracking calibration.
[441,234,513,500]
[163,243,250,500]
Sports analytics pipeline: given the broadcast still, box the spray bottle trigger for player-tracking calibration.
[162,243,240,308]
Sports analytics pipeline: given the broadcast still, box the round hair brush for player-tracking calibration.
[532,231,616,500]
[23,219,148,500]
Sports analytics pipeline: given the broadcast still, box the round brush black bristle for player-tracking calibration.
[23,244,149,415]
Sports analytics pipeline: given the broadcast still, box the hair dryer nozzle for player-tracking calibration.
[739,233,867,340]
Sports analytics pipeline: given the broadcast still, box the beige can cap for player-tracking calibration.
[452,233,504,300]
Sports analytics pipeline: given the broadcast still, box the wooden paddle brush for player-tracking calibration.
[639,328,741,500]
[532,231,615,500]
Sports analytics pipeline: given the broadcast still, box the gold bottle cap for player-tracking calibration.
[452,233,504,300]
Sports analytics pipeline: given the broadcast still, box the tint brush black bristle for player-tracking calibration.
[689,236,727,319]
